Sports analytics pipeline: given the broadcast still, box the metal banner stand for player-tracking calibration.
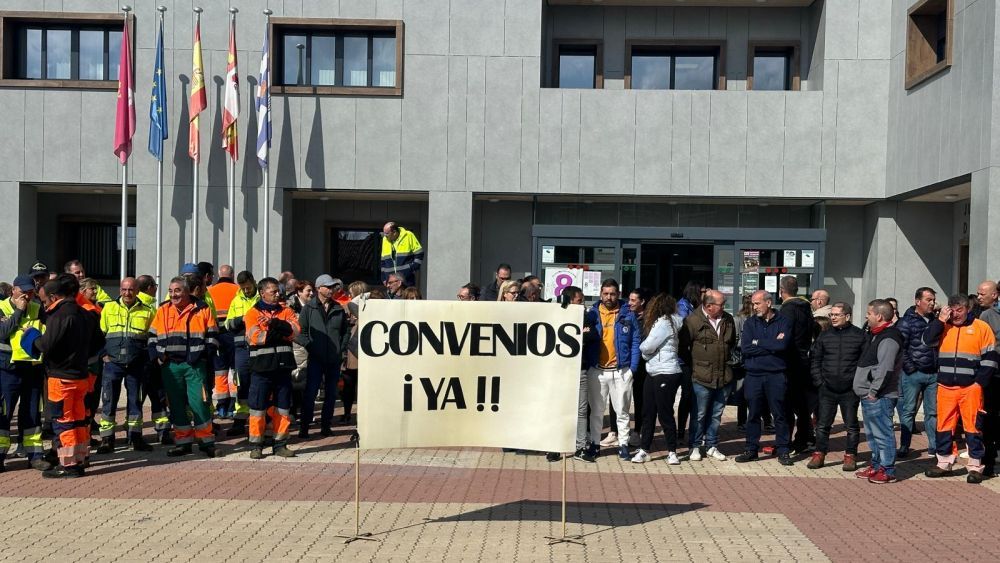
[335,444,379,545]
[544,455,585,546]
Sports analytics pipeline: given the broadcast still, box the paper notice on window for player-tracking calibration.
[783,250,797,268]
[764,275,778,294]
[801,250,815,268]
[542,246,555,264]
[582,271,602,297]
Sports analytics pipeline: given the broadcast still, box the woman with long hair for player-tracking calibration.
[631,293,684,465]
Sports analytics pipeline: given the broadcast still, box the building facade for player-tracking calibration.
[0,0,993,313]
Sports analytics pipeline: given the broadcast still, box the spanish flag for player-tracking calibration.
[189,19,207,162]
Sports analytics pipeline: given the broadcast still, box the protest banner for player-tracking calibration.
[357,300,583,453]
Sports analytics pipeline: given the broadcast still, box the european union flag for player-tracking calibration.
[148,18,168,161]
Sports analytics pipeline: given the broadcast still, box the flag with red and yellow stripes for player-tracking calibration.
[188,19,207,162]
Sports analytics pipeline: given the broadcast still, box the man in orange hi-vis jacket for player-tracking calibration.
[244,277,301,459]
[149,276,219,458]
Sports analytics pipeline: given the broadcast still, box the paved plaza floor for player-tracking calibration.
[1,406,998,562]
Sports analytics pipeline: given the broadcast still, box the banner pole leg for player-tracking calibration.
[336,443,378,544]
[545,453,584,546]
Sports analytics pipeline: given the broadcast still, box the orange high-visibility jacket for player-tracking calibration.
[149,300,218,365]
[207,281,239,324]
[245,302,300,373]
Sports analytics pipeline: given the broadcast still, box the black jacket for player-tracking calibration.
[896,306,938,374]
[295,297,349,366]
[482,280,500,303]
[33,299,104,380]
[778,297,813,368]
[810,324,866,393]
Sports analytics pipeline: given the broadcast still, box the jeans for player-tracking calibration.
[99,361,145,439]
[898,371,937,451]
[691,380,734,449]
[744,372,790,455]
[860,396,897,475]
[576,370,589,449]
[814,386,860,454]
[641,372,682,453]
[0,363,45,460]
[302,360,340,430]
[587,367,632,446]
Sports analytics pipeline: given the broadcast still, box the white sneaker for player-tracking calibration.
[707,447,727,461]
[960,449,969,459]
[666,452,680,465]
[600,432,618,447]
[628,434,640,447]
[688,447,702,461]
[631,449,650,463]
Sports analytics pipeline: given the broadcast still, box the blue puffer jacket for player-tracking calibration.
[896,306,938,374]
[741,311,792,374]
[589,300,641,373]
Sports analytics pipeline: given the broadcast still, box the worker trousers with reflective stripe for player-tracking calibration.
[99,361,144,439]
[248,370,292,447]
[161,361,214,445]
[0,363,45,461]
[49,376,91,467]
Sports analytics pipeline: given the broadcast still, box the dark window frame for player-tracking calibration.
[271,17,403,96]
[0,11,132,90]
[747,41,801,91]
[551,39,603,89]
[625,40,726,91]
[905,0,953,89]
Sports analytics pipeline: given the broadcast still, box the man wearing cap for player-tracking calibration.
[29,263,49,292]
[0,275,49,471]
[379,222,424,288]
[296,274,350,437]
[64,260,113,305]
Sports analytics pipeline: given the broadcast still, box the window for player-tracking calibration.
[0,12,128,88]
[552,40,602,89]
[748,42,800,91]
[329,228,383,285]
[626,42,725,91]
[905,0,953,89]
[271,18,402,95]
[58,221,136,279]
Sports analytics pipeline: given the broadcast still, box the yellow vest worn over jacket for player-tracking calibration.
[0,298,44,366]
[225,291,260,347]
[100,298,155,366]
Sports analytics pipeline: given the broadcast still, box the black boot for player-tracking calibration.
[198,444,217,458]
[42,464,85,478]
[226,419,246,437]
[166,444,192,457]
[96,437,115,454]
[130,434,153,452]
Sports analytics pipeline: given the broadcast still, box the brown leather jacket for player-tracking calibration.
[679,307,736,389]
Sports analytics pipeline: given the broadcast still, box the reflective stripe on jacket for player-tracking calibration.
[100,298,155,365]
[225,291,260,346]
[245,303,300,372]
[0,299,44,366]
[924,316,998,387]
[149,300,218,365]
[380,227,424,285]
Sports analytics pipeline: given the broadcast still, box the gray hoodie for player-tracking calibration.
[853,335,902,399]
[639,314,684,375]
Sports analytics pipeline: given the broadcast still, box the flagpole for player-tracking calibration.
[119,5,132,280]
[155,5,167,301]
[262,9,272,278]
[192,6,203,263]
[227,7,238,267]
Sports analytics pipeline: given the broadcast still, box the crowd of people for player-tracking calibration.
[463,262,1000,485]
[2,220,998,485]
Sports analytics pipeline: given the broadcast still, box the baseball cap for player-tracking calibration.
[180,263,200,275]
[29,262,48,277]
[12,275,35,292]
[315,274,342,288]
